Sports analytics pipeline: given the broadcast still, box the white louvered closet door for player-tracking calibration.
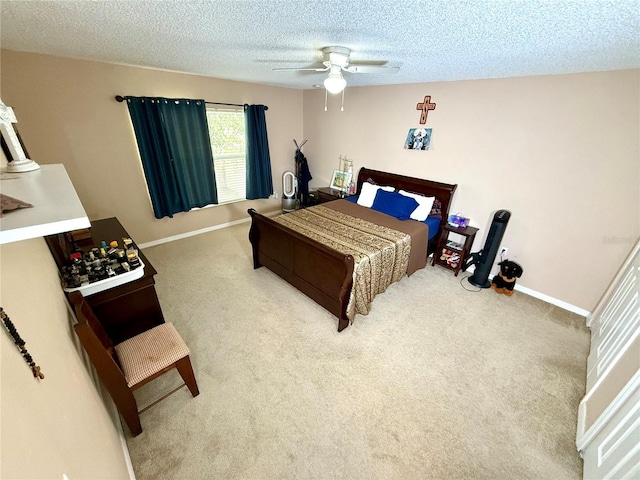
[577,238,640,480]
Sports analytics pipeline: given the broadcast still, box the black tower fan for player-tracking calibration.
[465,210,511,288]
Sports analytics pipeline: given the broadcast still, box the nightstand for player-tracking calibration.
[432,224,479,276]
[316,187,353,203]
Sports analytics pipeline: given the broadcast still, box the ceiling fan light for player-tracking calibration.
[324,74,346,94]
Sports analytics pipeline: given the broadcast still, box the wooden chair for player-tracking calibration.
[69,291,199,436]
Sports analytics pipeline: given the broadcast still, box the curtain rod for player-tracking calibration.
[114,95,267,110]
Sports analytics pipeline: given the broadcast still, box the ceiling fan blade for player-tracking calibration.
[272,66,329,72]
[344,65,400,74]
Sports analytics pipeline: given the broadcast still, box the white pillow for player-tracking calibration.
[357,182,395,208]
[398,190,435,221]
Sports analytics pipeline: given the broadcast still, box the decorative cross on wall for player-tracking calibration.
[416,96,436,124]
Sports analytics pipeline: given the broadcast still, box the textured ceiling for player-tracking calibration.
[1,0,638,90]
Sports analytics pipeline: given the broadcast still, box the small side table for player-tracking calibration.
[316,187,354,204]
[432,224,479,276]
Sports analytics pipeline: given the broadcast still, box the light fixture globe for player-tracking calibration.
[324,73,346,94]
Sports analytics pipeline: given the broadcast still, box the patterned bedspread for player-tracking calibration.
[274,204,414,321]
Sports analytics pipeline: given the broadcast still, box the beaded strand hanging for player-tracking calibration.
[0,307,44,379]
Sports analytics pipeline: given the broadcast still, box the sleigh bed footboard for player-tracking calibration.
[248,208,354,331]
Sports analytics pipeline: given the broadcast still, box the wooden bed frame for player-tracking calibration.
[247,167,457,332]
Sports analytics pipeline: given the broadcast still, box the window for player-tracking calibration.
[205,107,246,204]
[127,98,271,218]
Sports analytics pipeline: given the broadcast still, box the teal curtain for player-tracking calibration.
[126,97,218,218]
[245,104,273,199]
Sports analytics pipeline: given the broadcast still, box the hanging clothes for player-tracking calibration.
[295,146,312,206]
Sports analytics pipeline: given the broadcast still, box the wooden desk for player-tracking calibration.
[45,217,165,344]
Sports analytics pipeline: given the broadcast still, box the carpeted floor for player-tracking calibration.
[125,222,590,480]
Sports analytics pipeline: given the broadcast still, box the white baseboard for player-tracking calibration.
[110,400,137,480]
[138,209,281,249]
[458,263,589,317]
[144,220,590,319]
[513,283,590,317]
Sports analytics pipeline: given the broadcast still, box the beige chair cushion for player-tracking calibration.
[114,323,190,387]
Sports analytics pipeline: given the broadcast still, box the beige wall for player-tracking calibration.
[1,50,301,243]
[302,70,640,311]
[0,238,130,479]
[1,49,638,311]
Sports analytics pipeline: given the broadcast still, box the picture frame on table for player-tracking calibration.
[330,169,352,192]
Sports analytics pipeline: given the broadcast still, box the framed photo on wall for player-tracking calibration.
[404,128,432,150]
[330,169,352,191]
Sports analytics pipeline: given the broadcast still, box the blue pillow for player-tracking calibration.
[371,190,419,220]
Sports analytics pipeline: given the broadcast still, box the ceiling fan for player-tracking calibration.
[273,46,399,94]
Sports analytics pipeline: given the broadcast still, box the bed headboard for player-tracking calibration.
[356,167,457,229]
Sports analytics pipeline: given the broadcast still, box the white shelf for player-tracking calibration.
[63,259,145,296]
[0,164,90,244]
